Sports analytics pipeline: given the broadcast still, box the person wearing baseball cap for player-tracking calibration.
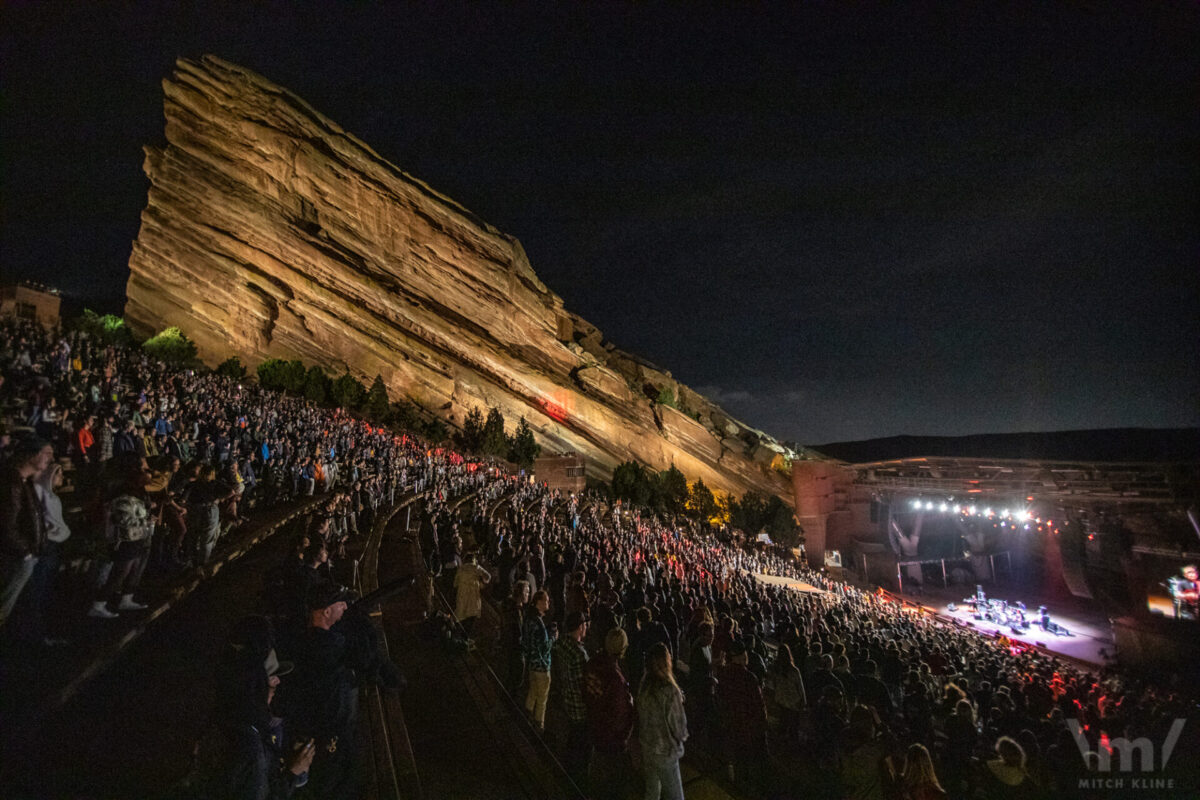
[289,582,358,798]
[551,610,590,784]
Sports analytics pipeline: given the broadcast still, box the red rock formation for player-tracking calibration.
[126,55,794,501]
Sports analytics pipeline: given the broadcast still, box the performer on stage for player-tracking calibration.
[1168,564,1199,620]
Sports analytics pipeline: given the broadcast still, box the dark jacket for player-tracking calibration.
[192,718,300,800]
[0,467,44,563]
[583,653,635,753]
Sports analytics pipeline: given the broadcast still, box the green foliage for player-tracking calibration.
[458,407,485,452]
[256,358,282,390]
[506,416,541,469]
[612,460,653,507]
[687,477,718,521]
[303,366,330,405]
[365,374,391,421]
[481,407,508,458]
[730,492,768,534]
[656,386,678,409]
[277,360,304,394]
[730,491,801,547]
[656,464,689,516]
[141,326,198,365]
[331,371,366,409]
[215,356,247,380]
[391,401,422,434]
[74,309,133,345]
[423,417,448,443]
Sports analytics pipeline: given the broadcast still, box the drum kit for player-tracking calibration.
[950,585,1071,636]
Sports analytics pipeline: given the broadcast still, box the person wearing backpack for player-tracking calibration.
[89,454,154,618]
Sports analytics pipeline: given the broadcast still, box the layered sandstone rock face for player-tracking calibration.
[126,56,793,501]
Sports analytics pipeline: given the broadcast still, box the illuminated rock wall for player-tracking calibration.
[126,55,794,501]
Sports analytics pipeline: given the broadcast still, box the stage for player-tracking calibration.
[895,584,1115,667]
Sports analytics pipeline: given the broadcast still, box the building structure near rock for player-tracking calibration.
[125,56,798,502]
[533,453,587,494]
[1,282,61,328]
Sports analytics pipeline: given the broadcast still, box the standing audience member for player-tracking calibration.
[550,610,590,786]
[453,551,489,637]
[523,589,555,731]
[637,641,688,800]
[190,617,316,799]
[584,627,634,800]
[0,437,53,628]
[90,455,153,618]
[717,639,769,792]
[897,743,947,800]
[23,461,71,645]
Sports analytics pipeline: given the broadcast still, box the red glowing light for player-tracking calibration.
[541,399,568,422]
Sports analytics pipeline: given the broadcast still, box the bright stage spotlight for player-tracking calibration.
[939,503,948,512]
[925,501,934,510]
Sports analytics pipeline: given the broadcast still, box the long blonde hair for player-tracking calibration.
[639,641,680,696]
[902,743,945,791]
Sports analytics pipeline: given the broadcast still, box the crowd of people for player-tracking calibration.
[0,316,461,798]
[2,314,1197,799]
[440,473,1197,799]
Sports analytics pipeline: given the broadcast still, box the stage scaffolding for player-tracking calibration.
[893,551,1013,593]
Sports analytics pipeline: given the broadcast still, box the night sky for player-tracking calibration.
[2,3,1197,445]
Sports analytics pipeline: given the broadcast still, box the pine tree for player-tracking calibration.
[657,465,689,515]
[365,374,391,421]
[459,407,485,452]
[482,407,508,458]
[687,477,718,521]
[506,417,541,469]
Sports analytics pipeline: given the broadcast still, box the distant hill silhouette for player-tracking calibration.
[808,428,1200,465]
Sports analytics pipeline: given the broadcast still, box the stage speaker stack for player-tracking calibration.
[1057,523,1094,599]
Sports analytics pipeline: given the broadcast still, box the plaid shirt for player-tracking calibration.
[551,636,590,723]
[523,614,553,672]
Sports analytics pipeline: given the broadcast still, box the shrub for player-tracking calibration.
[215,356,247,379]
[303,366,329,405]
[331,371,366,409]
[142,326,198,365]
[391,401,422,433]
[74,309,133,345]
[256,358,288,391]
[612,460,653,507]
